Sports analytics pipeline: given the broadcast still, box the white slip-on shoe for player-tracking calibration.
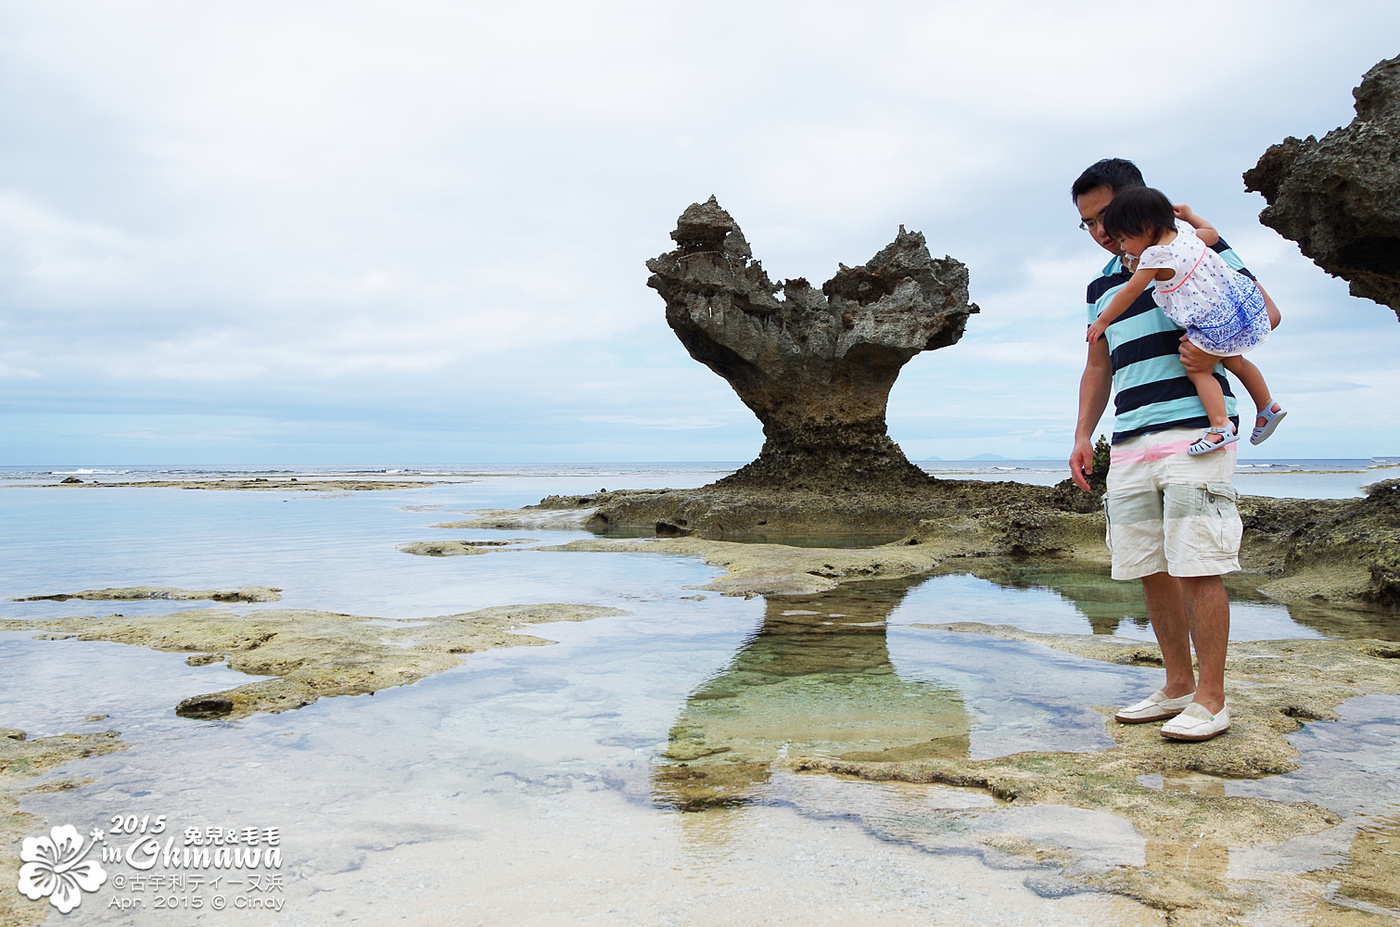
[1161,703,1230,742]
[1115,689,1196,724]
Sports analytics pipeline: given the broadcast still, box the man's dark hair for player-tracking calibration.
[1070,158,1145,202]
[1101,186,1176,241]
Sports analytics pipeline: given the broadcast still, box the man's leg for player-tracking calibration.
[1140,571,1195,698]
[1179,575,1230,713]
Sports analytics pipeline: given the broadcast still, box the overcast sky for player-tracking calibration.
[2,1,1398,466]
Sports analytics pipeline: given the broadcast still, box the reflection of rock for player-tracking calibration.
[1303,813,1400,915]
[646,197,977,489]
[1244,55,1400,319]
[947,558,1400,640]
[653,580,968,811]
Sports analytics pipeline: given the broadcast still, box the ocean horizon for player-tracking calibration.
[5,457,1398,500]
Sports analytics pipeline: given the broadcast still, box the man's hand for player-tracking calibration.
[1178,336,1216,374]
[1069,435,1095,492]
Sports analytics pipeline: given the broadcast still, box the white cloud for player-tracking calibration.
[1,1,1398,462]
[0,190,143,290]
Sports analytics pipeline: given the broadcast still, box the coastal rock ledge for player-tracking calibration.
[526,477,1400,608]
[1244,54,1400,319]
[647,197,978,489]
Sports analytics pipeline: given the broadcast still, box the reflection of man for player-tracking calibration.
[1068,158,1245,742]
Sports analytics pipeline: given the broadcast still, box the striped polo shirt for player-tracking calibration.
[1087,238,1252,444]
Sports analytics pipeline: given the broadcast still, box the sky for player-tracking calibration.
[2,1,1399,466]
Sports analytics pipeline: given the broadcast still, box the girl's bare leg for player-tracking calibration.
[1221,356,1281,428]
[1188,369,1232,446]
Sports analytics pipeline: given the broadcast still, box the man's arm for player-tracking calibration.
[1070,336,1113,492]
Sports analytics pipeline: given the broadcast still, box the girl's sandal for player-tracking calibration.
[1251,401,1287,445]
[1188,426,1240,456]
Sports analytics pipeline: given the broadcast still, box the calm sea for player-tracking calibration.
[1,463,1396,924]
[3,457,1398,498]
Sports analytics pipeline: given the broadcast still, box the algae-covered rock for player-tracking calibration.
[12,586,282,603]
[569,475,1400,609]
[1,730,129,927]
[0,604,624,720]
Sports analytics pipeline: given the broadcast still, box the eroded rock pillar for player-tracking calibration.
[646,197,978,489]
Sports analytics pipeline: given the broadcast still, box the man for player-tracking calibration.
[1069,158,1249,742]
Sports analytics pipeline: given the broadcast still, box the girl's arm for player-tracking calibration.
[1086,265,1169,344]
[1173,203,1220,246]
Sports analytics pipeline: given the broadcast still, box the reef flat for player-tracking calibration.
[796,625,1400,924]
[12,586,282,604]
[0,603,623,720]
[39,477,436,491]
[0,729,129,927]
[501,477,1400,610]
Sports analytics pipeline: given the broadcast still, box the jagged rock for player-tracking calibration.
[1244,55,1400,319]
[646,197,978,489]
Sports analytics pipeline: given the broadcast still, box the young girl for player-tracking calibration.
[1085,186,1286,454]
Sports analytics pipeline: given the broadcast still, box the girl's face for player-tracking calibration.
[1114,227,1161,259]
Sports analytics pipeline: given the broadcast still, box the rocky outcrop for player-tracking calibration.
[528,476,1400,609]
[646,197,978,489]
[1244,55,1400,319]
[0,604,625,720]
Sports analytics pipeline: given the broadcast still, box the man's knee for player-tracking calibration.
[1178,574,1230,617]
[1179,574,1227,597]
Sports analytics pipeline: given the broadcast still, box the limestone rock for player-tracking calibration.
[646,197,978,489]
[1244,55,1400,319]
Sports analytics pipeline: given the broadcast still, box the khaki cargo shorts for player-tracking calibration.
[1104,428,1242,580]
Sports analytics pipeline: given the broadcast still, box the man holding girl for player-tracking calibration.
[1067,158,1269,742]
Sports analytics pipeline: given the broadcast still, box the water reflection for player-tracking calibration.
[930,561,1400,642]
[1140,770,1232,891]
[653,580,969,811]
[1318,813,1400,914]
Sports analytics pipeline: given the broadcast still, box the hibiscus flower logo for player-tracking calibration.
[17,825,108,914]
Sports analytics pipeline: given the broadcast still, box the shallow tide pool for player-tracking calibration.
[2,471,1397,925]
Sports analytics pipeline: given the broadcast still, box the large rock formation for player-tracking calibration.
[1244,55,1400,319]
[646,197,978,489]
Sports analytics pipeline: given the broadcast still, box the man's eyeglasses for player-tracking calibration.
[1078,217,1103,232]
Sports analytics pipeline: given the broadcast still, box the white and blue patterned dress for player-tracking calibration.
[1137,221,1270,356]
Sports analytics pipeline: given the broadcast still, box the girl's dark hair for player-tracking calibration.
[1101,186,1176,241]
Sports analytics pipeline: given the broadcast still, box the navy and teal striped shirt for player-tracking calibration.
[1087,238,1251,444]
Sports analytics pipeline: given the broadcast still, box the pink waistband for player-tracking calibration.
[1110,439,1193,464]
